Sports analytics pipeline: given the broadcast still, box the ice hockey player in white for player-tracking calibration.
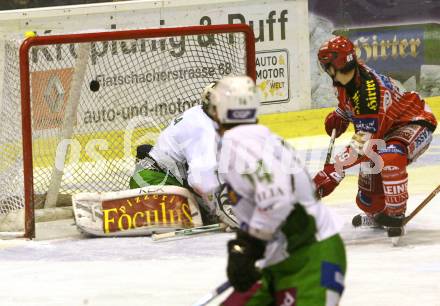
[129,82,238,227]
[206,75,347,306]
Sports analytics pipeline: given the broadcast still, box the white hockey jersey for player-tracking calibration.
[218,124,343,267]
[150,105,220,194]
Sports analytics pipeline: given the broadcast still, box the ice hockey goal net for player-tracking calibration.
[0,24,255,238]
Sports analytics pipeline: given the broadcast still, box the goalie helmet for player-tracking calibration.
[201,81,218,105]
[318,36,357,73]
[208,76,259,124]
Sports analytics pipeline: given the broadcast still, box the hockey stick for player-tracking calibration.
[192,281,231,306]
[403,184,440,225]
[151,223,226,241]
[325,128,337,164]
[375,184,440,227]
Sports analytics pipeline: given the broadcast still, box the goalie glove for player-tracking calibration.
[227,230,266,292]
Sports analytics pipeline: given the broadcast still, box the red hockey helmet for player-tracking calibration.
[318,36,357,73]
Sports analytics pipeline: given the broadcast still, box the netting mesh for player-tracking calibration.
[0,40,23,220]
[0,29,249,232]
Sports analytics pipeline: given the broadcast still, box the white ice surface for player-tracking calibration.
[1,132,439,306]
[0,191,439,306]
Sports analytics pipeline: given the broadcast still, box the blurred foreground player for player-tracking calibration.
[207,76,346,306]
[314,36,437,237]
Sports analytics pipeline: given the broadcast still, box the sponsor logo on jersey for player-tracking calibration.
[383,182,408,196]
[414,128,430,147]
[227,108,256,120]
[383,165,399,171]
[383,179,408,206]
[351,90,361,114]
[349,71,379,115]
[408,128,431,160]
[365,79,378,111]
[378,144,405,155]
[352,117,378,133]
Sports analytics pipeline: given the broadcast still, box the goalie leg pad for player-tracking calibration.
[73,186,203,237]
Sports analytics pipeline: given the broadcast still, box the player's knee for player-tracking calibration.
[379,141,408,181]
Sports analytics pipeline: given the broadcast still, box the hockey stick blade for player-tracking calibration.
[151,223,226,241]
[374,212,404,227]
[192,281,231,306]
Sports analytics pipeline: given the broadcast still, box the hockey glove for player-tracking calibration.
[227,230,266,292]
[313,164,345,198]
[325,111,349,138]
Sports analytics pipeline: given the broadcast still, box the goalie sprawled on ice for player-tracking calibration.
[73,82,238,236]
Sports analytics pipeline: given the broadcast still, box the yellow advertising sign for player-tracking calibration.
[256,49,290,104]
[101,193,194,234]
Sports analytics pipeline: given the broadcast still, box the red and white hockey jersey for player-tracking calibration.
[334,63,437,139]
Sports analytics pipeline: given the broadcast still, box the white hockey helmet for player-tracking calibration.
[201,81,218,105]
[209,76,259,124]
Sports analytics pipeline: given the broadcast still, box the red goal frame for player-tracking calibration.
[19,24,256,238]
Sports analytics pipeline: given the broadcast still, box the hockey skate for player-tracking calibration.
[387,226,405,237]
[352,213,381,228]
[384,214,405,245]
[387,225,405,246]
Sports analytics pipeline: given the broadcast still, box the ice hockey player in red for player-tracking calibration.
[313,36,437,237]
